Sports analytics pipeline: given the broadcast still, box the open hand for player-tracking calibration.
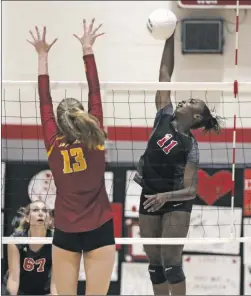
[73,18,104,50]
[143,194,167,212]
[27,26,57,55]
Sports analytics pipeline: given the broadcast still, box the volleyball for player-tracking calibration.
[147,8,177,40]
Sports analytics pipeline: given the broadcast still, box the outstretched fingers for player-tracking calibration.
[35,26,41,40]
[27,39,35,46]
[83,18,87,33]
[88,18,95,33]
[27,29,37,46]
[92,23,102,35]
[42,26,46,42]
[94,32,105,39]
[73,34,81,43]
[48,38,58,49]
[29,30,36,42]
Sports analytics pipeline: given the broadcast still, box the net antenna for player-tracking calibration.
[231,0,240,238]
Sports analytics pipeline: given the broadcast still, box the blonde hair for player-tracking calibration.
[57,98,106,150]
[12,201,53,232]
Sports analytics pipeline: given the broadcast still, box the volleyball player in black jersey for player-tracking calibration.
[2,201,57,295]
[134,32,221,295]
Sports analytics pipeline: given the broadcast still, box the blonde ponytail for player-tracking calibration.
[57,98,106,149]
[59,109,106,149]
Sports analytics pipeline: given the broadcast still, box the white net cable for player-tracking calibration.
[2,80,251,246]
[2,80,251,91]
[2,236,251,245]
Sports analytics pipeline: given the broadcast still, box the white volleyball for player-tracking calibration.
[147,8,177,40]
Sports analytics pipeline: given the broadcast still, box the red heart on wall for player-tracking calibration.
[197,169,232,205]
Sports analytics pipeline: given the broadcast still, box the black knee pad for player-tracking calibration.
[164,265,185,284]
[148,265,166,285]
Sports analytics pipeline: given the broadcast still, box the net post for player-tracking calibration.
[230,0,240,240]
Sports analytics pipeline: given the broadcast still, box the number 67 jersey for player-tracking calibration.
[3,230,53,295]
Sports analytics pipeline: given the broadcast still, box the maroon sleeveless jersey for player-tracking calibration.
[38,54,112,232]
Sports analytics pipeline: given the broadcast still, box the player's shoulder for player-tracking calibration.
[55,137,84,149]
[47,229,54,237]
[49,136,81,156]
[47,135,65,157]
[157,103,174,118]
[154,103,174,128]
[10,230,28,250]
[11,230,27,238]
[55,136,68,148]
[190,134,198,146]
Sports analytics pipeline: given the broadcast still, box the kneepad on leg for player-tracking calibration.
[164,265,185,284]
[148,265,166,285]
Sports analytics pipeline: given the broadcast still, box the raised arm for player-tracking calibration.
[74,18,105,129]
[27,27,58,152]
[155,33,175,111]
[7,244,20,295]
[84,54,103,129]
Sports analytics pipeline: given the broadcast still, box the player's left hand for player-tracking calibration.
[27,26,58,55]
[143,194,167,212]
[73,18,104,50]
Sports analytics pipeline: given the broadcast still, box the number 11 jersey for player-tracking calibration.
[138,103,199,196]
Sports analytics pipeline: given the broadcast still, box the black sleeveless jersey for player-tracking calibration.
[4,230,53,295]
[134,104,199,214]
[142,113,193,193]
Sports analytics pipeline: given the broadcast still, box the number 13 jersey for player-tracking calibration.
[38,54,112,233]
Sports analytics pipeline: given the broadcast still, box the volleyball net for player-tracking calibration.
[1,80,251,245]
[1,80,251,294]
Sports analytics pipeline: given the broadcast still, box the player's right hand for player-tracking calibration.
[27,26,58,55]
[73,18,104,51]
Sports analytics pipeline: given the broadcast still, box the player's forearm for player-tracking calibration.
[38,75,53,107]
[160,186,196,202]
[155,34,175,110]
[7,278,19,295]
[38,68,58,150]
[38,53,49,75]
[38,54,52,106]
[83,53,101,100]
[83,46,94,56]
[159,33,174,81]
[83,52,103,127]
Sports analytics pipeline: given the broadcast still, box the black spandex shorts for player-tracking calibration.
[139,192,193,215]
[52,219,115,253]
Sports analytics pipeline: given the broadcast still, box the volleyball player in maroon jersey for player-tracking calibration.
[28,19,115,295]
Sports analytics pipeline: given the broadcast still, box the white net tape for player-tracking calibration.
[2,80,251,91]
[2,80,251,246]
[2,236,250,245]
